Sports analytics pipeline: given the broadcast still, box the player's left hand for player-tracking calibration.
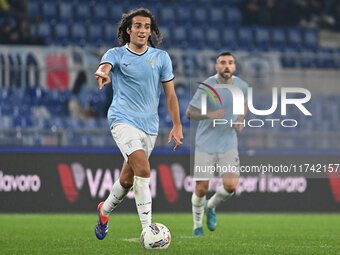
[234,123,244,133]
[168,125,183,151]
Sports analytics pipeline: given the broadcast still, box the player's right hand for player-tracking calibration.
[207,109,226,119]
[94,71,111,90]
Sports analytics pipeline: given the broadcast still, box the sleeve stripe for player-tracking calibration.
[99,62,114,69]
[161,76,175,83]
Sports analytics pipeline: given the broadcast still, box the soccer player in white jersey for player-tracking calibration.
[186,52,248,235]
[94,8,183,240]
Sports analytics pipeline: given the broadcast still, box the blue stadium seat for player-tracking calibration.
[316,48,333,68]
[332,49,340,69]
[327,95,340,131]
[24,87,45,106]
[254,27,270,50]
[49,117,67,131]
[66,117,81,130]
[0,115,13,129]
[286,28,303,50]
[107,5,125,23]
[300,49,317,68]
[182,54,199,75]
[222,27,238,50]
[93,3,108,22]
[98,119,109,131]
[271,28,286,50]
[176,7,191,25]
[104,24,117,45]
[67,133,90,146]
[226,7,242,26]
[42,2,57,22]
[28,1,41,18]
[88,23,104,46]
[145,6,159,21]
[88,92,107,118]
[281,48,298,68]
[159,26,171,48]
[304,29,318,50]
[45,90,70,116]
[190,27,205,49]
[70,23,87,46]
[209,7,225,26]
[14,115,32,129]
[35,22,53,44]
[59,2,74,22]
[54,23,70,45]
[192,8,207,24]
[89,135,108,147]
[238,27,254,49]
[74,2,90,22]
[206,28,221,50]
[159,6,176,25]
[173,27,188,48]
[71,23,87,46]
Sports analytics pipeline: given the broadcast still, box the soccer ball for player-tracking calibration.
[140,223,171,250]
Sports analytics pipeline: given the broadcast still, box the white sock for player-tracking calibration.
[191,193,206,229]
[134,176,152,229]
[102,179,131,216]
[208,185,234,209]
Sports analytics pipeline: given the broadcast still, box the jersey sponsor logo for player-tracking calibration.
[125,140,133,149]
[147,59,156,68]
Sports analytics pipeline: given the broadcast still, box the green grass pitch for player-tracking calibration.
[0,213,339,254]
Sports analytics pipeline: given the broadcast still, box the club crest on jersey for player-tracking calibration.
[147,60,156,69]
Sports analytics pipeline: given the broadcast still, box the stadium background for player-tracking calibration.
[0,0,339,214]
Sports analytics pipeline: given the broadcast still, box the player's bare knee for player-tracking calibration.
[223,183,237,193]
[120,179,133,189]
[195,183,208,197]
[195,188,207,197]
[133,165,150,178]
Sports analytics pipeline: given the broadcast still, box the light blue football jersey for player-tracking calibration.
[100,44,174,135]
[190,74,248,153]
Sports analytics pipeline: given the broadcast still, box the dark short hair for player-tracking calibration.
[216,52,235,62]
[117,8,162,47]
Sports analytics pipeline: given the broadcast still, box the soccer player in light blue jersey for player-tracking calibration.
[93,8,183,240]
[186,52,248,236]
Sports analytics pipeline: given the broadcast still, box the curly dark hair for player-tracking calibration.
[117,8,162,48]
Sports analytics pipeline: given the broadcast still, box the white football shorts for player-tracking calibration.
[193,149,240,180]
[111,122,157,162]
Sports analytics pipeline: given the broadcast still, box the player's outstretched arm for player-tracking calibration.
[186,105,226,120]
[162,80,183,151]
[94,63,112,90]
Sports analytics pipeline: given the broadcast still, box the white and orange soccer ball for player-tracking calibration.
[140,223,171,250]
